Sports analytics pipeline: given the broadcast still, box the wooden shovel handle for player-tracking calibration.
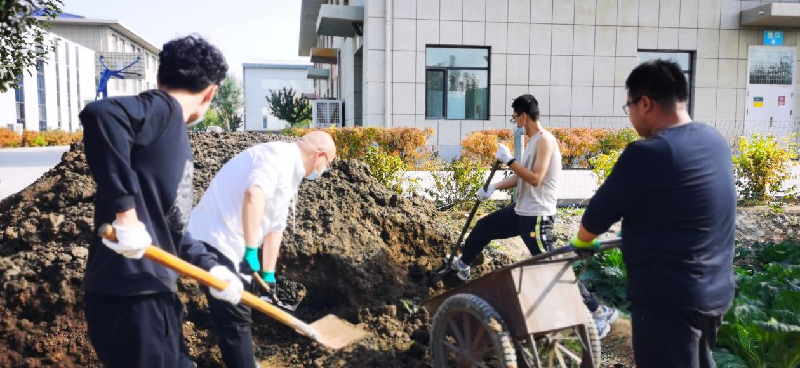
[97,224,318,339]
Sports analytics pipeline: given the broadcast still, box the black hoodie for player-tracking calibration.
[80,90,218,296]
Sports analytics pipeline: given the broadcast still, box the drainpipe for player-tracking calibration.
[384,0,392,128]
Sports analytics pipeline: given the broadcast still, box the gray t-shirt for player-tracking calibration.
[514,130,561,216]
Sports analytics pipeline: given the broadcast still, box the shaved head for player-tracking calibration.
[296,131,337,176]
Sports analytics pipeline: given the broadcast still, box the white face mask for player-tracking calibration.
[304,155,327,180]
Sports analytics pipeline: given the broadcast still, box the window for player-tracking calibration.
[14,74,25,128]
[152,56,156,70]
[75,48,81,111]
[748,48,795,85]
[120,39,125,52]
[637,51,694,114]
[425,47,490,120]
[261,107,270,129]
[66,45,72,130]
[37,60,47,131]
[112,35,118,52]
[55,45,62,129]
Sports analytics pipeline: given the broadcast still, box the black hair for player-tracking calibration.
[511,94,540,121]
[157,34,228,93]
[625,59,688,109]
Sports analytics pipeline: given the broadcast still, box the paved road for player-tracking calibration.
[0,146,69,200]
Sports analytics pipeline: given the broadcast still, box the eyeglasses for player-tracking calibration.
[509,114,519,124]
[622,97,643,115]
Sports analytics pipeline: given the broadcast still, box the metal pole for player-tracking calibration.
[512,129,523,202]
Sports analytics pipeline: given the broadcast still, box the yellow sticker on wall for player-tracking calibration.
[754,96,764,108]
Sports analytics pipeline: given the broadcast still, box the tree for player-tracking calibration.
[211,75,244,131]
[266,87,312,127]
[1,0,62,92]
[193,108,224,132]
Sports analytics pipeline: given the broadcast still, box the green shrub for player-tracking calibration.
[733,133,797,204]
[363,147,416,194]
[597,128,639,154]
[425,156,487,209]
[588,150,622,186]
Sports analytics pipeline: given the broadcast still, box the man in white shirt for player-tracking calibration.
[187,131,336,368]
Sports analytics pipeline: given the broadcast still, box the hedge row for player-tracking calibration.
[0,129,83,148]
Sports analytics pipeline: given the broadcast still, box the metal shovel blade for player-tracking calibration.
[309,314,371,350]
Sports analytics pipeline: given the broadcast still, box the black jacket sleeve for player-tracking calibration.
[581,142,654,234]
[80,101,141,214]
[180,231,220,271]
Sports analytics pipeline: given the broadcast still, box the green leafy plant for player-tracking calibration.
[363,147,416,194]
[597,128,639,154]
[1,0,62,92]
[716,242,800,368]
[425,156,487,209]
[32,134,47,147]
[211,75,245,131]
[588,150,622,186]
[733,133,798,204]
[266,87,312,127]
[573,248,628,310]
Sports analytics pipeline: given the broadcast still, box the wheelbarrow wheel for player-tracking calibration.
[515,307,601,368]
[430,293,517,368]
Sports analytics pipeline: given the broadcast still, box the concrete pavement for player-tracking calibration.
[0,146,69,200]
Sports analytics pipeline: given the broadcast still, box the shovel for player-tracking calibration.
[251,271,302,312]
[440,160,502,275]
[99,224,369,350]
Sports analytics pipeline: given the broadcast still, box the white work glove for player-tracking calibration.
[495,143,514,165]
[101,221,152,259]
[209,266,244,305]
[476,184,496,201]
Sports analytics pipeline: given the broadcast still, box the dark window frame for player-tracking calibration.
[637,50,694,115]
[37,59,47,131]
[425,45,491,121]
[14,74,25,128]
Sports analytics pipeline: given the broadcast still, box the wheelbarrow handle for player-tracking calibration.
[497,237,622,271]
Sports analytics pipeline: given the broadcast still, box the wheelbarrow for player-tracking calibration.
[424,238,622,368]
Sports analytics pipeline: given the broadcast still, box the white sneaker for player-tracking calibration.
[443,255,471,281]
[593,305,619,339]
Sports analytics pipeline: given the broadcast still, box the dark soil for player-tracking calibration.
[0,132,512,367]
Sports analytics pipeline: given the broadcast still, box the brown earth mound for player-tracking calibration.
[0,132,511,367]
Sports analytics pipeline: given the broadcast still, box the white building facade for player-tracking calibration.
[0,31,95,132]
[39,14,161,98]
[299,0,800,158]
[243,62,315,131]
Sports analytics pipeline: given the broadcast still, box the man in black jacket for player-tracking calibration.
[570,60,736,368]
[81,35,244,367]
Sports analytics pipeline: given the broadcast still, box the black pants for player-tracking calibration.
[631,304,722,368]
[85,292,195,368]
[203,245,258,368]
[461,204,600,312]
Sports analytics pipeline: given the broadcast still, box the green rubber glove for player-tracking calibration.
[570,235,600,255]
[244,246,260,273]
[261,271,276,283]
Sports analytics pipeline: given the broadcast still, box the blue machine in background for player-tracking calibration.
[95,55,141,100]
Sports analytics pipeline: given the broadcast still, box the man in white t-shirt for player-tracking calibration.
[187,131,336,368]
[445,94,619,338]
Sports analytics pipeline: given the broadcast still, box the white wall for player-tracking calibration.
[0,32,95,132]
[243,65,314,131]
[322,0,800,160]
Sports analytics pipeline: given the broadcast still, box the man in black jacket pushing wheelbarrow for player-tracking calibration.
[444,94,620,339]
[570,60,736,368]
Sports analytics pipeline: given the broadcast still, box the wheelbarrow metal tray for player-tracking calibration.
[424,260,588,340]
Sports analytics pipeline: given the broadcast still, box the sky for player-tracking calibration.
[62,0,309,77]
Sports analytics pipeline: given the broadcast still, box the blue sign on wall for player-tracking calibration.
[764,30,784,46]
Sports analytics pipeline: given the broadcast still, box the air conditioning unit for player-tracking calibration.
[312,100,343,128]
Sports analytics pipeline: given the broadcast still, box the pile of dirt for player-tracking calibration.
[0,132,512,367]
